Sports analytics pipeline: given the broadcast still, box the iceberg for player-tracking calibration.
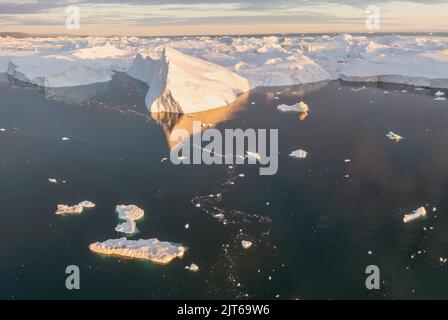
[386,131,404,142]
[241,240,253,249]
[185,263,199,272]
[55,201,95,215]
[289,149,308,159]
[403,207,427,223]
[130,47,250,114]
[277,101,309,113]
[89,238,185,264]
[115,205,144,235]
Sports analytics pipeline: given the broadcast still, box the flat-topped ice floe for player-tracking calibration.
[55,201,95,215]
[403,207,427,223]
[289,149,308,159]
[89,238,185,264]
[130,47,249,114]
[386,131,404,142]
[115,205,144,234]
[277,101,309,113]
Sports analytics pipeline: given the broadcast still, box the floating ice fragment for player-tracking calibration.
[48,178,58,184]
[277,101,309,113]
[89,238,185,264]
[435,91,445,97]
[289,149,308,159]
[184,224,190,229]
[241,240,253,249]
[434,97,446,101]
[55,201,95,215]
[116,205,144,221]
[185,263,199,272]
[386,131,403,142]
[61,137,70,141]
[161,157,168,162]
[344,159,351,163]
[246,151,261,162]
[0,128,5,132]
[238,174,245,178]
[403,207,427,223]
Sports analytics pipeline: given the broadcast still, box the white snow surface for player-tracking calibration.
[89,237,185,264]
[2,34,448,112]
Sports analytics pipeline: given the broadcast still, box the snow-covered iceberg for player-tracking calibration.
[403,207,427,223]
[89,238,185,264]
[129,47,250,113]
[115,205,144,234]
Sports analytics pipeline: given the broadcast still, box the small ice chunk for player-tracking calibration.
[386,131,403,142]
[184,223,190,229]
[61,137,70,141]
[185,263,199,272]
[289,149,307,159]
[246,151,261,161]
[434,97,446,101]
[403,207,427,223]
[161,157,168,162]
[344,159,351,163]
[55,201,95,215]
[242,240,253,249]
[48,178,58,184]
[89,238,185,264]
[238,174,245,178]
[277,101,309,113]
[0,128,6,132]
[435,91,445,97]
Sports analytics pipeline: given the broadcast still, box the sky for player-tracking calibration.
[0,0,447,36]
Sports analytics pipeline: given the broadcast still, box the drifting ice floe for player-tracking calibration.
[55,201,95,215]
[241,240,253,249]
[386,131,404,142]
[277,101,309,113]
[289,149,308,159]
[403,207,427,223]
[115,205,144,234]
[89,238,185,264]
[185,263,199,272]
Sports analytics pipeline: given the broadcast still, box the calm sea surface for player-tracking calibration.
[1,73,448,299]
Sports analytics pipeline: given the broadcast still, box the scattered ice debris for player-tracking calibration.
[434,96,446,101]
[48,178,67,184]
[61,137,70,141]
[277,101,309,113]
[386,131,404,142]
[350,86,366,92]
[403,207,427,223]
[246,151,261,162]
[55,201,95,215]
[195,203,201,208]
[289,149,308,159]
[89,238,185,264]
[241,240,253,249]
[115,205,144,234]
[414,87,425,91]
[185,263,199,272]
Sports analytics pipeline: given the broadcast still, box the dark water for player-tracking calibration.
[1,73,448,300]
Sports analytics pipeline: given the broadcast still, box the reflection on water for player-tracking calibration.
[1,73,448,299]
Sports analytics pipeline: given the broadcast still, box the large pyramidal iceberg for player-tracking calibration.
[128,47,250,114]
